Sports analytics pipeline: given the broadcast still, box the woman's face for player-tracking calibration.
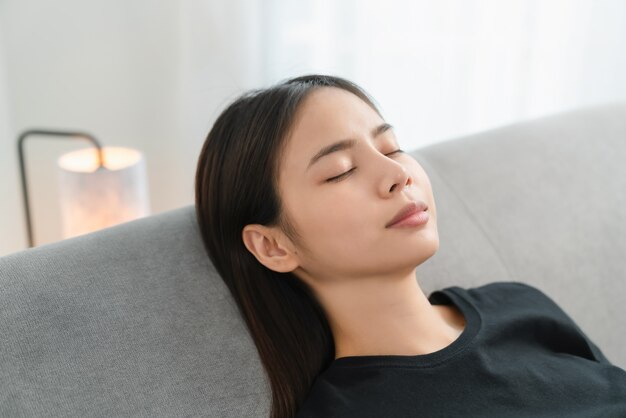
[276,86,439,286]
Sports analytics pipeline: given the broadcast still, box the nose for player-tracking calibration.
[382,162,413,196]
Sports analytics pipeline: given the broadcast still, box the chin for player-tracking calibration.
[414,235,440,261]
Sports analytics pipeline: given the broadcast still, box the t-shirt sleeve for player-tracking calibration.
[508,281,613,365]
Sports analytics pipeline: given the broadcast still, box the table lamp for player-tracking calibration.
[17,129,151,248]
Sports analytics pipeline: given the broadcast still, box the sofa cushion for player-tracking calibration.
[1,101,625,417]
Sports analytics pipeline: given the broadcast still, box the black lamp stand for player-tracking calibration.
[17,129,106,248]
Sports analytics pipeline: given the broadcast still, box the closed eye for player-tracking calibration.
[325,149,405,183]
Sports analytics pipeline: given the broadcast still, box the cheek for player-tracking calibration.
[415,164,434,191]
[309,198,382,255]
[304,197,365,235]
[293,193,369,238]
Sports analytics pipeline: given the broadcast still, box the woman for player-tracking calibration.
[194,75,626,418]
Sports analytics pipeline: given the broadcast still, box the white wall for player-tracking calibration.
[0,22,21,255]
[0,0,182,254]
[0,0,263,256]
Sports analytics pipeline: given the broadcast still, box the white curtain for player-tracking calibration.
[263,0,626,149]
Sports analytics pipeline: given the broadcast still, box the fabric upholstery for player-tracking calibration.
[1,101,625,417]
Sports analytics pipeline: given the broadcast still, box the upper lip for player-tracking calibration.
[386,200,428,228]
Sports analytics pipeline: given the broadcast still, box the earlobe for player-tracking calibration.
[241,225,298,273]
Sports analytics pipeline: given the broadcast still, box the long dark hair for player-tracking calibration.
[194,75,382,418]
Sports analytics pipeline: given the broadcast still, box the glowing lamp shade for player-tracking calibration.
[56,146,150,239]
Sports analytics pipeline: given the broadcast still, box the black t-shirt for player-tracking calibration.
[296,281,626,417]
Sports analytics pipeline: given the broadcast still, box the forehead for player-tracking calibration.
[280,87,383,169]
[292,87,379,140]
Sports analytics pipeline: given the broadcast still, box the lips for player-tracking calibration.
[386,200,428,228]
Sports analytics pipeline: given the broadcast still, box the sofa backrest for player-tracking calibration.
[1,102,625,417]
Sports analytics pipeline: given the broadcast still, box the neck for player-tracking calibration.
[312,271,462,359]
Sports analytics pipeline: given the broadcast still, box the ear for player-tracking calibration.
[241,224,299,273]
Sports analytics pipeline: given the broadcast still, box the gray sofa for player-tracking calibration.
[1,102,625,417]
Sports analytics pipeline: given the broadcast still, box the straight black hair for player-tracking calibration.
[195,74,381,418]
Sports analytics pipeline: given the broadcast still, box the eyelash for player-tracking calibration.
[325,149,405,183]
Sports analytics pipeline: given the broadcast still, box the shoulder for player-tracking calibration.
[450,280,546,302]
[295,376,355,418]
[451,280,563,315]
[468,282,613,365]
[469,280,544,294]
[465,280,550,300]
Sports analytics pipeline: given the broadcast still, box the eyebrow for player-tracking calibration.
[306,123,394,171]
